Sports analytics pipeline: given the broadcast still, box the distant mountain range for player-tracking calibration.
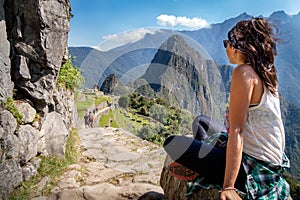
[69,11,300,180]
[69,11,300,106]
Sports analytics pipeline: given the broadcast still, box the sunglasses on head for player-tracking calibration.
[223,40,229,48]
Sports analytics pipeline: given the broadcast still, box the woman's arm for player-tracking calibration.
[221,65,256,199]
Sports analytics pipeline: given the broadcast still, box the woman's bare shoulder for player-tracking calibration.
[233,64,258,79]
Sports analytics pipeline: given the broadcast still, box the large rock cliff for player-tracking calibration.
[0,0,75,199]
[0,0,13,101]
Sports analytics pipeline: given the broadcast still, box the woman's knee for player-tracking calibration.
[163,135,196,161]
[163,135,175,147]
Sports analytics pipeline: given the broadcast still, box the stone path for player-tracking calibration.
[32,127,166,200]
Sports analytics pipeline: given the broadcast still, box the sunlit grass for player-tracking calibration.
[98,108,154,134]
[76,94,113,119]
[99,114,110,127]
[76,100,94,119]
[95,96,112,105]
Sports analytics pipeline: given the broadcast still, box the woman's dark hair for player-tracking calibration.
[228,17,279,95]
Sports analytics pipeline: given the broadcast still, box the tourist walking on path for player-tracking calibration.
[84,112,89,128]
[88,111,94,128]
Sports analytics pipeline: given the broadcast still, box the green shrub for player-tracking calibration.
[148,133,165,145]
[137,124,165,145]
[57,56,85,90]
[137,124,156,140]
[3,97,23,124]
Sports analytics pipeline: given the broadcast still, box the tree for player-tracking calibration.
[149,104,168,124]
[138,125,156,140]
[118,96,129,109]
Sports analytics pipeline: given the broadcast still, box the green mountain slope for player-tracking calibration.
[140,34,227,122]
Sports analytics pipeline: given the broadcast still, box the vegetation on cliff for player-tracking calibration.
[57,56,85,90]
[1,97,23,125]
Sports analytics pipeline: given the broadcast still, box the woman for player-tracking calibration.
[163,17,290,200]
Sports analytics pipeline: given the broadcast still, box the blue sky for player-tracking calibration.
[69,0,300,48]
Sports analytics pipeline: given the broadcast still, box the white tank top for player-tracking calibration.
[242,86,285,165]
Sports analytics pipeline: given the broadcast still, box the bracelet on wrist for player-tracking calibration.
[221,187,236,192]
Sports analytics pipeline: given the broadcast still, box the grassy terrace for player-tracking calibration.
[99,108,153,131]
[76,92,112,119]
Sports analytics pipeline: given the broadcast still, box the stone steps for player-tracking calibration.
[32,127,166,200]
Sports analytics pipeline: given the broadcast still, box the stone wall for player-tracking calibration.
[0,0,75,199]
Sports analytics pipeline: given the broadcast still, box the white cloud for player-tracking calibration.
[157,14,210,29]
[103,28,157,43]
[95,28,159,51]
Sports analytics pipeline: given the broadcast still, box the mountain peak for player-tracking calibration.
[238,12,251,18]
[269,10,290,24]
[236,12,251,21]
[158,34,208,63]
[220,12,252,27]
[160,34,186,51]
[270,10,288,18]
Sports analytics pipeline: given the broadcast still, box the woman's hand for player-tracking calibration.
[220,190,242,200]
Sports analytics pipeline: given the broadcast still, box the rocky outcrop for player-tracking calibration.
[100,73,121,95]
[0,0,13,101]
[4,0,70,110]
[0,0,75,199]
[160,156,220,200]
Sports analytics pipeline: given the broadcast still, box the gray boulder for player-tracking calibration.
[0,160,23,199]
[0,110,18,161]
[22,157,41,181]
[17,125,39,163]
[15,101,36,124]
[40,112,68,156]
[2,129,19,160]
[0,109,17,136]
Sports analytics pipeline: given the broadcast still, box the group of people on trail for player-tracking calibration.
[84,111,94,128]
[164,17,291,200]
